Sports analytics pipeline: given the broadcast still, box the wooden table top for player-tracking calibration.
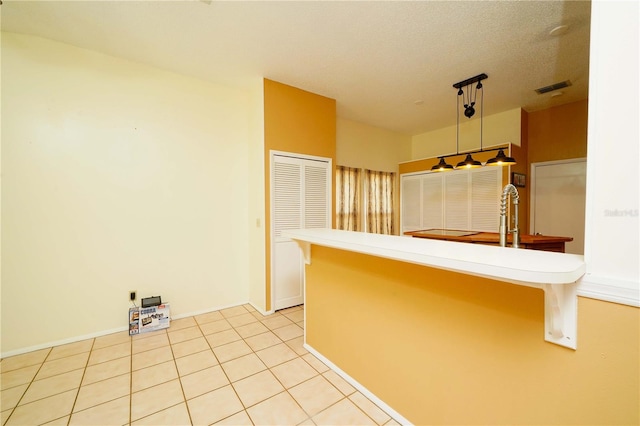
[405,229,573,245]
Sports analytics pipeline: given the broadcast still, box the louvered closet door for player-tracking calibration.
[304,164,329,230]
[272,154,331,311]
[422,173,444,230]
[401,175,422,233]
[470,168,501,232]
[443,173,469,230]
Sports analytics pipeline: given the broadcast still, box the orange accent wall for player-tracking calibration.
[528,99,588,164]
[306,245,640,425]
[263,79,336,311]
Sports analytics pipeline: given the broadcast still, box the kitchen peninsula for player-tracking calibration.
[284,228,587,424]
[405,228,573,252]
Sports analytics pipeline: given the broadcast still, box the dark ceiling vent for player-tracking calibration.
[535,80,572,94]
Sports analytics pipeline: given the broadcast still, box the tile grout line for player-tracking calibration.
[198,305,255,425]
[169,323,195,426]
[65,338,98,426]
[268,305,379,424]
[128,331,175,424]
[225,306,319,424]
[229,311,309,423]
[178,305,303,423]
[2,346,53,426]
[129,306,296,424]
[129,332,133,426]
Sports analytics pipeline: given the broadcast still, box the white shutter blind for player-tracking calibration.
[471,168,501,231]
[304,164,329,229]
[273,161,302,238]
[422,173,444,229]
[443,173,469,229]
[401,175,422,232]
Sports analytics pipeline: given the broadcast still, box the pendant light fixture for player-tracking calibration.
[430,157,454,171]
[456,153,482,169]
[486,148,516,166]
[430,73,516,172]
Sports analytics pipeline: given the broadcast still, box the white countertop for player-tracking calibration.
[283,228,586,286]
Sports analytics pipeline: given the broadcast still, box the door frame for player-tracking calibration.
[269,150,332,313]
[529,157,587,235]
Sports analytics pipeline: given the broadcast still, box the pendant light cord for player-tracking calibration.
[480,83,483,152]
[456,88,460,155]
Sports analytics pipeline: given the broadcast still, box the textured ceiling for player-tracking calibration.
[0,0,591,135]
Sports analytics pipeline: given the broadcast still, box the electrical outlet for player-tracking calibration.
[130,291,136,301]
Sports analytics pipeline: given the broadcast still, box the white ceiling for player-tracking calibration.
[1,0,591,136]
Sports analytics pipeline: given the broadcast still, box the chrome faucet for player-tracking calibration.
[499,184,520,248]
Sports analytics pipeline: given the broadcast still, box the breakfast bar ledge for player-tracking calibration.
[283,228,586,349]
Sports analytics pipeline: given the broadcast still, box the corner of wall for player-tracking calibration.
[263,79,337,311]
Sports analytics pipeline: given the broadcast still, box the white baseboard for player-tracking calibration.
[1,301,254,359]
[578,274,640,307]
[170,301,253,321]
[247,301,275,316]
[304,343,413,426]
[1,325,128,359]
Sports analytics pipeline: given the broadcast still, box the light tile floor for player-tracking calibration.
[1,304,401,425]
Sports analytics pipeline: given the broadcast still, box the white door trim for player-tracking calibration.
[269,150,332,312]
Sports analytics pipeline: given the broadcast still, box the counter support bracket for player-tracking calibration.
[296,241,311,265]
[543,282,578,349]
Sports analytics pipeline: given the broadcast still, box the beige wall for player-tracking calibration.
[336,118,411,172]
[1,33,253,354]
[247,79,267,313]
[336,118,411,234]
[263,79,336,311]
[306,245,639,425]
[411,108,522,160]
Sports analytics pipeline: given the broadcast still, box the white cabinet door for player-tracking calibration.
[271,153,331,311]
[401,174,422,232]
[422,173,444,230]
[401,167,501,233]
[470,167,501,232]
[443,172,469,230]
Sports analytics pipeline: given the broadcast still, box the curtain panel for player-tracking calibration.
[336,166,361,231]
[364,169,395,235]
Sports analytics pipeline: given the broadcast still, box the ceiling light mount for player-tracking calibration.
[453,73,488,119]
[452,73,488,90]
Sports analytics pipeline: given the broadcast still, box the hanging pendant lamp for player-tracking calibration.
[456,153,482,169]
[431,73,516,172]
[431,157,454,171]
[486,148,517,166]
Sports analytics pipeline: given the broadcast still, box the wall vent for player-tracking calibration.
[535,80,572,94]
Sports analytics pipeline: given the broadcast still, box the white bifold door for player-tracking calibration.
[271,152,331,311]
